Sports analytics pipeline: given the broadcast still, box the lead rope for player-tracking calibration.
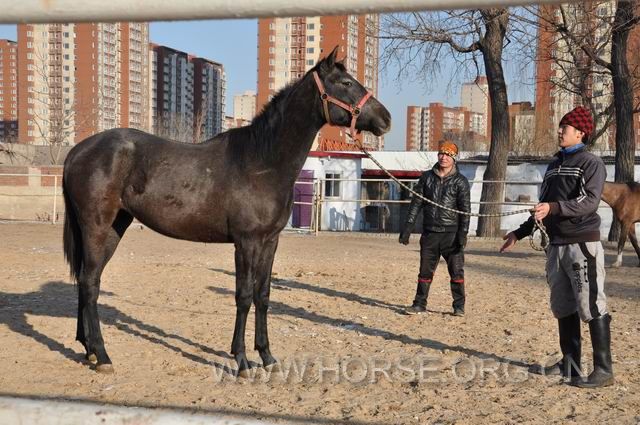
[347,136,549,251]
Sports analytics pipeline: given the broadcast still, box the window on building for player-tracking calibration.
[325,172,341,198]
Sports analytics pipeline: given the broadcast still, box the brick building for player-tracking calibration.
[257,15,381,151]
[17,23,150,145]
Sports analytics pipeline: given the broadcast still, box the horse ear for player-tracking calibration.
[324,46,339,68]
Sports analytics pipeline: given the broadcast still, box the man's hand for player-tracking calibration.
[500,232,518,253]
[456,231,467,250]
[534,202,551,221]
[399,229,411,245]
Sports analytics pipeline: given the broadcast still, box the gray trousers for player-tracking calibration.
[545,242,608,322]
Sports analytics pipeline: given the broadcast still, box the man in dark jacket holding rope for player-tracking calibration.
[399,141,471,317]
[500,106,613,388]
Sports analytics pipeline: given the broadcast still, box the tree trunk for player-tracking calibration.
[608,0,637,242]
[476,9,511,238]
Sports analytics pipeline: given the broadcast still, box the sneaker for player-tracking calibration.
[453,308,465,317]
[405,305,427,315]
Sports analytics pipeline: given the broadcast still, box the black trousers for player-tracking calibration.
[418,231,465,310]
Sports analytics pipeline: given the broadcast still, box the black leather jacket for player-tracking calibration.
[404,164,471,233]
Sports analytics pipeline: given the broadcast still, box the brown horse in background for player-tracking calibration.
[601,181,640,267]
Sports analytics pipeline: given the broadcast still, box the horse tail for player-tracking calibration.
[63,177,83,283]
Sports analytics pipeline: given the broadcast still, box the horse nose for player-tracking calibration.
[378,109,392,134]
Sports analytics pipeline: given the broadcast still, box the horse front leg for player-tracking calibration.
[231,243,255,377]
[254,238,279,370]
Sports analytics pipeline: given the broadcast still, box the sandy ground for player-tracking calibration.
[0,223,639,424]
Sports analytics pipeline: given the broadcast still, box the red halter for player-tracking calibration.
[312,71,373,139]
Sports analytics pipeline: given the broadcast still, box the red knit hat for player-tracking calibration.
[559,106,594,138]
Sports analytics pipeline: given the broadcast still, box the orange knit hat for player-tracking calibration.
[438,141,459,160]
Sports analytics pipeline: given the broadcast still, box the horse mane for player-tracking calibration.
[245,80,300,160]
[224,59,345,165]
[628,181,640,191]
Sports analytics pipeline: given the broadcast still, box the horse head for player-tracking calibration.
[312,47,391,137]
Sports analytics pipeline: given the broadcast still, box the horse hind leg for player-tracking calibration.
[611,223,630,268]
[77,210,133,373]
[628,227,640,267]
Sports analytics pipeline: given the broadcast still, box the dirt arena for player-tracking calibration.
[1,223,639,424]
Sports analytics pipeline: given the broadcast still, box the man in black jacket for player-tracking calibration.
[500,106,613,388]
[399,141,471,316]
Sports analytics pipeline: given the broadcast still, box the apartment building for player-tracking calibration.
[0,39,18,142]
[257,14,382,151]
[509,101,535,154]
[150,45,226,143]
[534,2,640,151]
[460,76,490,139]
[233,90,256,122]
[17,23,150,145]
[406,103,485,151]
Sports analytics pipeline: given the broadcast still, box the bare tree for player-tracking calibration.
[609,0,639,240]
[522,2,639,239]
[0,141,17,164]
[193,89,214,144]
[519,3,635,153]
[379,9,512,237]
[27,47,99,164]
[153,112,196,144]
[155,88,216,144]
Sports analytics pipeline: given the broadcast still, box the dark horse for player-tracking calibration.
[62,48,391,375]
[601,181,640,267]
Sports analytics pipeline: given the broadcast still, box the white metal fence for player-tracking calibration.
[1,173,622,238]
[2,0,569,23]
[0,172,547,231]
[0,173,63,224]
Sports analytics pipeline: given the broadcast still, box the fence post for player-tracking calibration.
[310,179,316,235]
[315,179,322,236]
[52,175,58,224]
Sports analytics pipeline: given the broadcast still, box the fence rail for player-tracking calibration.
[0,173,613,234]
[1,0,571,24]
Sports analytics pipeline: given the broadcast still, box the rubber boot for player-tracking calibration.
[406,281,429,315]
[530,312,582,381]
[574,314,614,388]
[450,280,465,316]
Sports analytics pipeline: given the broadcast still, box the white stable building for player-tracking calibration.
[295,150,640,237]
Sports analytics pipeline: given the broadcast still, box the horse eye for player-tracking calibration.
[342,80,353,87]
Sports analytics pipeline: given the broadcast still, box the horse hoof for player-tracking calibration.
[95,364,114,374]
[86,353,98,364]
[264,362,280,373]
[237,368,252,379]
